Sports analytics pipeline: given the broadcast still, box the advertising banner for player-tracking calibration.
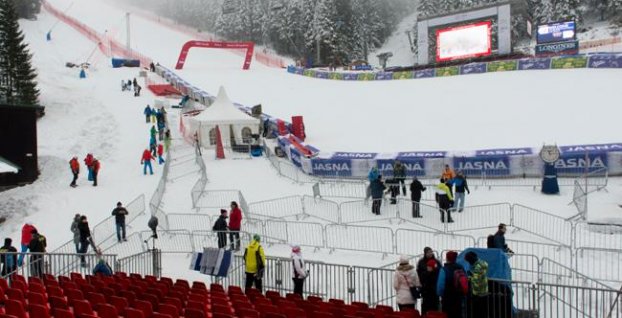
[332,152,378,160]
[453,156,510,176]
[518,58,551,70]
[560,143,622,154]
[476,148,533,157]
[392,71,414,80]
[329,73,344,80]
[375,72,394,80]
[415,69,435,79]
[588,54,622,68]
[343,73,359,81]
[555,152,608,174]
[435,66,460,77]
[303,69,316,77]
[535,41,579,56]
[357,73,376,81]
[311,158,352,177]
[397,151,447,159]
[315,72,329,79]
[537,21,576,44]
[460,63,487,75]
[377,159,426,177]
[551,56,588,69]
[487,60,518,72]
[290,148,302,168]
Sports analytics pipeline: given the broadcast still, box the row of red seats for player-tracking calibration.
[0,273,447,318]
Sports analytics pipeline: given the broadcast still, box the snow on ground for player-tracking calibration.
[1,0,622,288]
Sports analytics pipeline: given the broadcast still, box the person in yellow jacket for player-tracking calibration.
[435,179,454,223]
[244,234,266,293]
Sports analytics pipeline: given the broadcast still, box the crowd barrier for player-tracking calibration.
[42,1,152,66]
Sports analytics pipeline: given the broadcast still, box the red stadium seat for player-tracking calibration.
[134,299,154,318]
[237,308,260,318]
[52,308,74,318]
[119,290,137,306]
[184,308,206,318]
[27,283,45,296]
[94,303,118,318]
[28,304,50,318]
[5,289,25,307]
[73,299,95,316]
[159,277,173,287]
[227,286,243,295]
[9,281,26,295]
[157,303,179,318]
[63,288,84,306]
[126,307,146,318]
[109,296,130,315]
[0,277,9,290]
[307,296,322,303]
[283,307,307,318]
[212,304,232,315]
[48,296,69,310]
[5,299,27,318]
[26,291,47,307]
[45,286,63,298]
[152,313,172,318]
[86,292,106,307]
[162,297,182,314]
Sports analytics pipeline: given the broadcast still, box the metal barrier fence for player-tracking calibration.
[512,204,574,246]
[0,252,117,279]
[575,248,622,287]
[116,249,161,278]
[572,179,588,220]
[574,222,622,251]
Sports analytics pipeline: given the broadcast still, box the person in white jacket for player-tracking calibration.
[393,255,422,311]
[291,245,307,297]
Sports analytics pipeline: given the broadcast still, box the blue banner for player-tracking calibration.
[535,41,579,56]
[453,156,510,176]
[397,151,446,159]
[353,65,373,71]
[311,158,352,177]
[287,66,296,73]
[518,58,551,70]
[554,152,608,173]
[343,73,359,81]
[278,137,291,151]
[560,143,622,154]
[476,148,533,157]
[332,152,377,160]
[588,54,622,68]
[316,72,329,79]
[377,159,425,177]
[415,69,435,79]
[375,72,393,80]
[290,148,302,168]
[460,63,487,75]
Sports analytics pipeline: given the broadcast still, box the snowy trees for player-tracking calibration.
[10,0,40,19]
[0,0,39,106]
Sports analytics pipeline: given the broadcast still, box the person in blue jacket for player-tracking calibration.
[370,175,386,215]
[143,105,152,123]
[92,258,113,276]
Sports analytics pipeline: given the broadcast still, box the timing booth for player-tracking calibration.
[188,87,260,149]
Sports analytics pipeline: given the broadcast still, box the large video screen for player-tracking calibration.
[537,20,576,44]
[436,21,492,62]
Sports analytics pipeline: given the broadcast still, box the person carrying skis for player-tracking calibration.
[69,156,80,187]
[141,149,156,175]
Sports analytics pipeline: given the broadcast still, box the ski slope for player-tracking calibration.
[45,0,622,153]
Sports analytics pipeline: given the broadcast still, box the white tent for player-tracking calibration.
[189,86,260,148]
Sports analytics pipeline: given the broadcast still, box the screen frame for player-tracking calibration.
[435,21,493,63]
[536,20,576,44]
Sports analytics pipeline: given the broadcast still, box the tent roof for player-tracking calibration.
[0,157,19,174]
[193,86,259,125]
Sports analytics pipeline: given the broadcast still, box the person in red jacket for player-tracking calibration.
[92,158,100,186]
[69,156,80,187]
[141,149,155,175]
[17,223,37,266]
[84,153,94,181]
[229,201,243,251]
[157,144,165,165]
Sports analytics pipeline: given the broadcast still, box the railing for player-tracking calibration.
[116,249,161,278]
[0,252,117,279]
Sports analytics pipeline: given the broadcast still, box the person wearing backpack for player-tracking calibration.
[492,223,514,254]
[464,251,489,318]
[244,234,266,293]
[0,238,18,276]
[393,255,422,311]
[28,229,47,278]
[437,251,468,318]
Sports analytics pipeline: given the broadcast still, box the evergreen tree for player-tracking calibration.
[11,0,40,19]
[418,0,438,18]
[0,0,39,106]
[552,0,583,23]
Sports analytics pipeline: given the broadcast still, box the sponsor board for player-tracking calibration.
[476,148,533,156]
[551,56,588,69]
[377,159,425,177]
[331,152,378,160]
[435,66,460,77]
[487,60,518,72]
[311,158,352,177]
[453,156,510,176]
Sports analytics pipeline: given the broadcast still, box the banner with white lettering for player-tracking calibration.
[311,158,352,177]
[290,147,302,168]
[476,148,533,157]
[560,143,622,154]
[397,151,446,160]
[377,159,425,177]
[554,152,608,174]
[453,156,510,177]
[331,152,378,160]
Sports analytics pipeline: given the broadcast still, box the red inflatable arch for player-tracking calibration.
[175,40,255,70]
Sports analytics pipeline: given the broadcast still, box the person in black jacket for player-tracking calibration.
[393,160,407,196]
[0,238,18,276]
[78,215,93,267]
[492,223,514,254]
[370,175,386,215]
[213,209,228,249]
[28,229,47,277]
[111,202,129,243]
[410,176,426,218]
[416,247,442,315]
